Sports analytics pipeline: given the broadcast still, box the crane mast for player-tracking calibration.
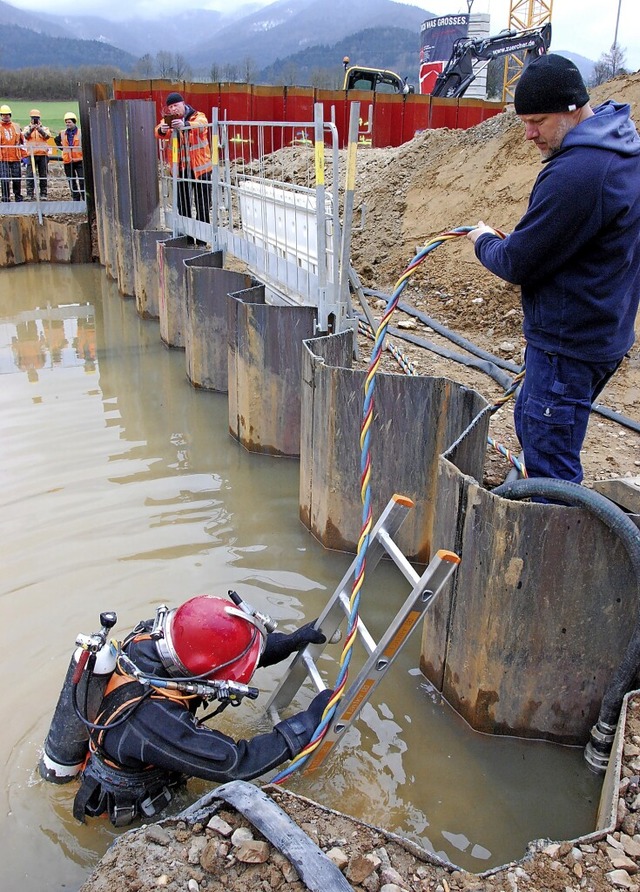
[503,0,554,102]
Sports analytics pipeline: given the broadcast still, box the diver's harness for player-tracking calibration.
[73,593,269,826]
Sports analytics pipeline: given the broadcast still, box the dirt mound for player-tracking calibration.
[352,71,640,297]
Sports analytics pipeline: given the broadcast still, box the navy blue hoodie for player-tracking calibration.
[474,101,640,362]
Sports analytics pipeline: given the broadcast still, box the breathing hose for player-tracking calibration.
[493,477,640,772]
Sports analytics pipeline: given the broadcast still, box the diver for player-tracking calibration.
[41,593,331,826]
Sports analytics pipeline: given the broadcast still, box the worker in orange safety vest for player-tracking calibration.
[0,104,25,202]
[22,109,52,199]
[54,112,84,201]
[155,92,213,223]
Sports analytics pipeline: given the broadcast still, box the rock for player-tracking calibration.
[380,885,408,892]
[374,847,391,867]
[145,825,171,846]
[230,827,254,847]
[380,866,406,886]
[207,815,234,837]
[188,880,199,892]
[607,868,634,888]
[346,853,379,884]
[326,847,349,870]
[610,854,639,874]
[234,840,270,864]
[188,837,207,864]
[200,839,228,873]
[396,318,417,330]
[621,833,640,859]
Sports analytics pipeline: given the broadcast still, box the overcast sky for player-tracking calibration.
[8,0,640,70]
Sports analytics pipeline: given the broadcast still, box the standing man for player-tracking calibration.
[0,104,24,203]
[467,55,640,483]
[22,109,51,200]
[54,112,84,201]
[155,91,212,223]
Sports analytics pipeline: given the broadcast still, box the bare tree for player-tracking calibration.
[209,61,222,82]
[174,53,193,81]
[223,63,239,82]
[279,62,299,87]
[590,43,627,86]
[240,56,258,84]
[133,53,155,78]
[156,50,175,80]
[310,67,341,89]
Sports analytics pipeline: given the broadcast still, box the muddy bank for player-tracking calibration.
[77,693,640,892]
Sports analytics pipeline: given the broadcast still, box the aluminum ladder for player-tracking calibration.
[266,493,460,773]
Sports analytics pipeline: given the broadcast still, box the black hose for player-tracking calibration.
[364,288,640,434]
[386,325,514,391]
[364,287,520,372]
[493,477,640,771]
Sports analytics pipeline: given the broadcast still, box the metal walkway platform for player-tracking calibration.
[0,200,87,215]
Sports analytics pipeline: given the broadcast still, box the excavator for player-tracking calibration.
[343,22,551,99]
[342,58,415,95]
[430,22,552,97]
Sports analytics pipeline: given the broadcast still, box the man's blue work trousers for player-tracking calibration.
[514,344,621,483]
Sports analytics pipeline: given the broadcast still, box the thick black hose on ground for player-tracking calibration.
[493,477,640,772]
[365,287,640,434]
[386,324,514,391]
[364,287,520,372]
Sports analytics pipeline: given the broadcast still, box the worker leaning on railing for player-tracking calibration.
[155,91,213,224]
[0,104,25,203]
[22,109,51,200]
[54,112,84,202]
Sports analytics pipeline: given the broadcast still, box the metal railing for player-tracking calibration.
[158,102,361,333]
[0,144,86,219]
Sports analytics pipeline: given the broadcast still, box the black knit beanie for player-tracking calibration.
[514,54,589,115]
[165,92,184,105]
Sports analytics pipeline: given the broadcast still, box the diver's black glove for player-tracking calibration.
[258,620,326,668]
[276,688,334,755]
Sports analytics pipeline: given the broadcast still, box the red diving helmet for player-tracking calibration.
[156,595,266,682]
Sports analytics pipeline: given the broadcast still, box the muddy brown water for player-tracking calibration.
[0,263,602,890]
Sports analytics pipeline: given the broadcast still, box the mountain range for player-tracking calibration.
[0,0,595,84]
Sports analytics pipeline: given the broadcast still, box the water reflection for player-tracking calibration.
[0,264,602,892]
[1,302,96,379]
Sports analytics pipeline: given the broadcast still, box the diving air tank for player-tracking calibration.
[39,611,117,783]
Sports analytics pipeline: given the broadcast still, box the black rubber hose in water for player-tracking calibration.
[492,477,640,773]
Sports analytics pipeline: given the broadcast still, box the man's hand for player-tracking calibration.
[467,220,497,246]
[259,621,327,668]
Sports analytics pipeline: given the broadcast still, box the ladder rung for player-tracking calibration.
[301,652,326,691]
[375,527,420,585]
[264,495,436,727]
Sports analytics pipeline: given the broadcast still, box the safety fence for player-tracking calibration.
[0,143,87,219]
[159,103,360,333]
